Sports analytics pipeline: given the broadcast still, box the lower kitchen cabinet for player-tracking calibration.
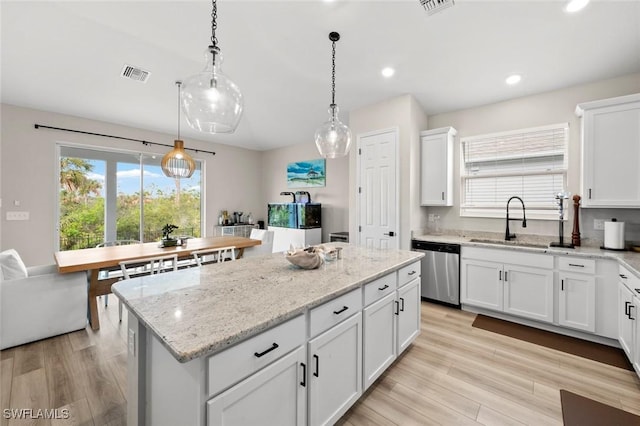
[461,259,503,311]
[363,292,396,389]
[503,265,554,323]
[619,280,636,359]
[397,278,421,352]
[308,312,362,426]
[558,272,596,332]
[206,346,307,426]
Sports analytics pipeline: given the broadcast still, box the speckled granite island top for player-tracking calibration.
[112,244,423,363]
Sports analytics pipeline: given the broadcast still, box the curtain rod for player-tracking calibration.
[34,124,216,156]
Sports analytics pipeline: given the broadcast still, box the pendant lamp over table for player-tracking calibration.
[180,0,243,134]
[315,31,352,158]
[162,81,196,179]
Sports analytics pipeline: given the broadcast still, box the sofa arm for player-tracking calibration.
[27,264,61,277]
[1,270,88,349]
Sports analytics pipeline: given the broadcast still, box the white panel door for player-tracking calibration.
[358,129,398,250]
[503,265,554,323]
[558,272,596,332]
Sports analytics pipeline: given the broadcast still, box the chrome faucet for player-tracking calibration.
[505,196,527,240]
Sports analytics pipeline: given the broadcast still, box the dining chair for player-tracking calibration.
[116,253,178,321]
[96,239,140,306]
[243,229,274,257]
[192,247,236,266]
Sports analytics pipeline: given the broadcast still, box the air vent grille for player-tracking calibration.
[419,0,455,15]
[120,64,151,83]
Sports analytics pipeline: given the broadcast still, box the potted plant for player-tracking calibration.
[161,223,179,247]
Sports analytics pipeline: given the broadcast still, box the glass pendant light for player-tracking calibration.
[181,0,243,134]
[315,32,352,159]
[162,82,196,178]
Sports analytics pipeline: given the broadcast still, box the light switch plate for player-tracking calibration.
[6,211,29,221]
[594,219,605,230]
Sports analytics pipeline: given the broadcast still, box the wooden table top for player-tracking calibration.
[54,236,261,273]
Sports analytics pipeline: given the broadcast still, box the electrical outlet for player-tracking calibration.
[128,329,136,356]
[594,219,605,230]
[428,214,435,222]
[6,211,29,221]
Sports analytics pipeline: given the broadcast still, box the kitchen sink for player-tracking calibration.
[468,238,549,249]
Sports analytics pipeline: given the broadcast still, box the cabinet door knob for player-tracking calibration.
[568,263,584,268]
[625,301,631,317]
[620,274,628,279]
[394,300,400,315]
[441,191,445,200]
[400,297,405,312]
[408,271,417,276]
[378,284,389,291]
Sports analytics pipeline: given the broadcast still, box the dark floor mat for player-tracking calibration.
[472,314,633,371]
[561,389,640,426]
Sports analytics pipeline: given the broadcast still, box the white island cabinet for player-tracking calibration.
[113,245,423,426]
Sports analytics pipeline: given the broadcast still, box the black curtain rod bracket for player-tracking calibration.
[34,124,216,156]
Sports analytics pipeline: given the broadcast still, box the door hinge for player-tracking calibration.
[358,187,361,194]
[359,226,362,232]
[358,148,361,155]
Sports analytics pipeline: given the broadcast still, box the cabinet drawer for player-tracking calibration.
[310,288,362,338]
[398,261,421,287]
[207,314,305,397]
[619,265,640,291]
[558,257,595,274]
[364,274,397,307]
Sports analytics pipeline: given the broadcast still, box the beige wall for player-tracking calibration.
[426,72,640,242]
[348,94,428,251]
[0,104,264,266]
[260,142,349,243]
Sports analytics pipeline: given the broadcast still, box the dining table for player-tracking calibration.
[54,236,261,330]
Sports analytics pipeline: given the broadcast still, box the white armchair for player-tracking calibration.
[1,263,88,350]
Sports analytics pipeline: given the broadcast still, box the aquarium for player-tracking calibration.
[268,203,322,229]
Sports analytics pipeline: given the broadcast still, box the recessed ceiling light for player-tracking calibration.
[505,74,522,85]
[381,67,395,78]
[565,0,589,13]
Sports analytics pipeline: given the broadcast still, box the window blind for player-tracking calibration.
[460,123,568,218]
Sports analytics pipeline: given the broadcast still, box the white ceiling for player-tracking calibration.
[2,1,639,151]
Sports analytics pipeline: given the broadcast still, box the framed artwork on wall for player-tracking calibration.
[287,158,326,188]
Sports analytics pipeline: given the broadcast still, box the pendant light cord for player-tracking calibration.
[176,81,182,140]
[331,39,336,106]
[210,0,218,49]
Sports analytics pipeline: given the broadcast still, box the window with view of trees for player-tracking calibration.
[58,145,202,251]
[460,123,568,219]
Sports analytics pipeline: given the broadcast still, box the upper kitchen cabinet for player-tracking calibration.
[576,93,640,208]
[420,127,457,206]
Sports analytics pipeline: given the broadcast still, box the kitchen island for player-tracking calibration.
[113,243,423,426]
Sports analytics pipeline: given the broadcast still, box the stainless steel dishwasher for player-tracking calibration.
[411,240,460,308]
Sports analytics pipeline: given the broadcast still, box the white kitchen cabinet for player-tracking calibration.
[420,126,457,206]
[363,292,396,390]
[503,265,554,323]
[619,280,636,359]
[461,247,554,323]
[461,258,503,311]
[308,312,362,426]
[634,293,640,374]
[207,346,307,426]
[396,278,421,353]
[576,93,640,208]
[558,272,596,333]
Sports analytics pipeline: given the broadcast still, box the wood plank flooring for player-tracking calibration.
[2,301,639,425]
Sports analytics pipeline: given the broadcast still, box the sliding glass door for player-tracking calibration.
[58,145,202,250]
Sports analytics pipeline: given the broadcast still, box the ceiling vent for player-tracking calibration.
[419,0,455,15]
[120,64,151,83]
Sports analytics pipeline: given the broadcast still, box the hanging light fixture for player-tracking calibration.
[162,81,196,179]
[181,0,243,134]
[315,31,352,159]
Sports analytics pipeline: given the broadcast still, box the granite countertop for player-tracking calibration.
[412,233,640,278]
[112,243,423,363]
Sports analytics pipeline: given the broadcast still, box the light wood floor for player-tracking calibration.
[2,302,640,425]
